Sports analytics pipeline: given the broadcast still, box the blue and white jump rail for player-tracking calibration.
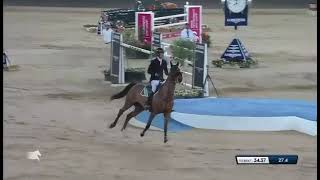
[130,97,317,136]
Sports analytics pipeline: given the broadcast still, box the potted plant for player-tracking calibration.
[201,32,211,47]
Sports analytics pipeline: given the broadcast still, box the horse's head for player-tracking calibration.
[169,61,183,83]
[35,150,41,157]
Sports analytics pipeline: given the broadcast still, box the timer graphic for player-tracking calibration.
[236,155,298,165]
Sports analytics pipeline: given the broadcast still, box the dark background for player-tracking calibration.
[3,0,317,9]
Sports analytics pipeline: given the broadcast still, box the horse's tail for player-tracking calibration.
[110,82,137,100]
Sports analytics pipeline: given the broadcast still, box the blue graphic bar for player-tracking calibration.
[236,155,298,165]
[268,155,298,164]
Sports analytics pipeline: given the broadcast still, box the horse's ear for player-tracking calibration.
[170,61,173,67]
[176,62,179,67]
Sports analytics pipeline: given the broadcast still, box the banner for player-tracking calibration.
[110,32,122,84]
[187,6,202,43]
[3,53,7,66]
[136,12,154,44]
[224,4,248,27]
[193,43,206,88]
[152,32,162,49]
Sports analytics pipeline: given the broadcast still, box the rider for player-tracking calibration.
[145,47,169,110]
[180,23,195,42]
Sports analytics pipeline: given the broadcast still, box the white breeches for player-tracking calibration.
[150,80,161,93]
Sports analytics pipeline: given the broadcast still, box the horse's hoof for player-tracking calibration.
[109,123,115,128]
[140,132,144,137]
[164,138,168,143]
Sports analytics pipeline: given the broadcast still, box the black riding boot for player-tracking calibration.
[146,92,154,111]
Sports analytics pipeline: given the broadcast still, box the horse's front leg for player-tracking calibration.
[140,112,156,137]
[163,112,170,143]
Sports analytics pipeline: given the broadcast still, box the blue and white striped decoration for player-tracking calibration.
[131,97,317,136]
[221,38,250,61]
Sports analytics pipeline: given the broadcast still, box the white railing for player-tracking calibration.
[154,21,187,29]
[181,71,192,76]
[121,43,152,55]
[181,82,192,88]
[154,13,187,21]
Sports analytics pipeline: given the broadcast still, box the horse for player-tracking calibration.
[27,150,41,161]
[161,2,178,9]
[109,62,183,143]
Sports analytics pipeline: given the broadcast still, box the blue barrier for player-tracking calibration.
[173,97,316,121]
[132,97,317,135]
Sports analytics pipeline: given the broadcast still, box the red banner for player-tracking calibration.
[137,12,153,43]
[187,6,202,43]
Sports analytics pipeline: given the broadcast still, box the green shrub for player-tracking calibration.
[122,29,151,59]
[170,38,196,66]
[174,89,204,99]
[212,58,258,68]
[138,27,145,43]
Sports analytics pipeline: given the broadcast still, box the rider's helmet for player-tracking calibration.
[156,47,164,55]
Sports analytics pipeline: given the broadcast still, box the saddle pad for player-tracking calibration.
[140,86,152,97]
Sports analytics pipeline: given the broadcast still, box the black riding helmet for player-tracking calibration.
[155,48,164,56]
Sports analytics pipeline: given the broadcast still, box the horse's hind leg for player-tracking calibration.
[109,102,132,129]
[121,104,144,131]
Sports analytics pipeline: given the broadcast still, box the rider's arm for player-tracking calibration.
[164,61,169,75]
[147,61,153,74]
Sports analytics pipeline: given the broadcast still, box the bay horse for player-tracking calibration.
[109,62,182,143]
[161,2,178,9]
